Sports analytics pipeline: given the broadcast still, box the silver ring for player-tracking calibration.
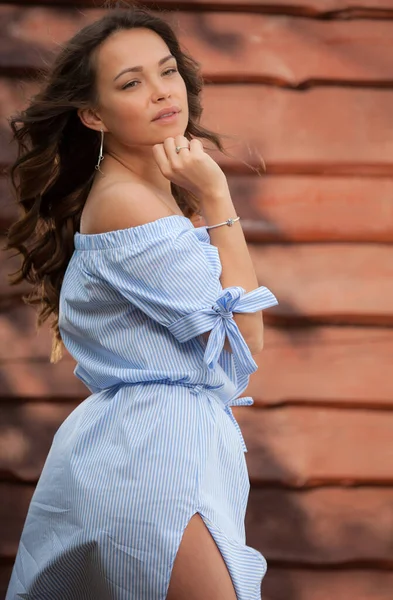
[175,145,189,154]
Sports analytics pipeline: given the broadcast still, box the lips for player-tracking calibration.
[152,106,180,121]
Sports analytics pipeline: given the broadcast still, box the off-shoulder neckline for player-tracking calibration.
[74,214,208,250]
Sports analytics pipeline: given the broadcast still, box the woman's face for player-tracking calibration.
[92,27,189,149]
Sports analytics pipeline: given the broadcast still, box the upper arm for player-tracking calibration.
[88,190,278,374]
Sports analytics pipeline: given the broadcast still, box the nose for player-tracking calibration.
[150,77,171,103]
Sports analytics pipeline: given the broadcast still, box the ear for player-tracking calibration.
[77,107,107,132]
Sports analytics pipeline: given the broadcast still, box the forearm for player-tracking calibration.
[198,184,264,353]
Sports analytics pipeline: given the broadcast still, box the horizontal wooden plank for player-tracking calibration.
[3,239,393,323]
[201,86,393,173]
[1,562,392,600]
[228,175,393,243]
[0,305,53,360]
[170,13,393,84]
[3,6,393,84]
[0,244,31,299]
[2,484,393,564]
[0,402,78,481]
[3,174,393,243]
[250,326,393,407]
[3,79,393,174]
[2,402,393,483]
[263,569,393,600]
[0,564,12,599]
[0,483,33,558]
[9,0,393,19]
[249,243,393,325]
[0,356,88,400]
[1,301,393,406]
[247,487,393,564]
[238,406,393,485]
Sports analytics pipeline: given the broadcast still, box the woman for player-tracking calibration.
[5,7,278,600]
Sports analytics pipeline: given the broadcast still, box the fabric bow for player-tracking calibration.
[203,285,278,375]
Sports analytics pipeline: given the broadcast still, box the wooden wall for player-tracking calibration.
[1,1,393,598]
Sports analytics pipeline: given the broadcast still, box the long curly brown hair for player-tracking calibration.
[3,6,228,365]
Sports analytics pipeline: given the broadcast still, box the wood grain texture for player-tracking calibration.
[2,401,393,484]
[3,237,393,321]
[0,401,78,481]
[249,326,393,408]
[1,4,392,598]
[227,175,393,243]
[2,6,393,85]
[0,358,87,400]
[3,174,393,243]
[3,78,393,174]
[262,569,393,600]
[246,487,393,564]
[2,483,393,562]
[1,563,393,600]
[238,406,393,485]
[249,243,393,325]
[9,0,393,19]
[1,305,393,407]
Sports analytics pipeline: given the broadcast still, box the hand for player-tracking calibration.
[152,135,228,199]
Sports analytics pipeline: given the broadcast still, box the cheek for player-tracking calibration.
[178,80,189,114]
[104,95,145,130]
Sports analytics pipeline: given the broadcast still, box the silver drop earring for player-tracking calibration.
[95,128,105,174]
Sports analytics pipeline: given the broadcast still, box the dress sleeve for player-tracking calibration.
[92,218,278,377]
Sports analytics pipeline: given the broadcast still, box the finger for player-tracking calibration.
[174,134,190,149]
[152,143,171,175]
[164,136,189,164]
[189,138,204,155]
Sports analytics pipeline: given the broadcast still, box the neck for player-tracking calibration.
[102,143,172,197]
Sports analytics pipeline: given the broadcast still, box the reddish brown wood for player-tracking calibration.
[0,305,53,360]
[2,483,393,564]
[2,402,393,484]
[1,3,393,598]
[0,401,78,481]
[0,358,87,400]
[3,80,393,173]
[3,174,393,243]
[1,562,393,600]
[1,307,393,407]
[227,175,393,243]
[2,6,393,84]
[0,243,31,299]
[246,487,393,564]
[201,86,393,174]
[236,406,393,485]
[0,484,33,558]
[263,569,393,600]
[249,243,393,325]
[248,326,393,407]
[0,564,13,599]
[8,0,393,19]
[2,239,393,321]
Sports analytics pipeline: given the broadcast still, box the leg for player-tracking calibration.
[166,513,238,600]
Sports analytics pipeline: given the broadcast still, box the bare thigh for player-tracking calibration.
[166,513,238,600]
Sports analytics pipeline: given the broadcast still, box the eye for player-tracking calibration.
[122,80,139,90]
[163,67,178,76]
[122,68,178,90]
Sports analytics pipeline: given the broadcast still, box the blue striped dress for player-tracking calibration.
[6,214,278,600]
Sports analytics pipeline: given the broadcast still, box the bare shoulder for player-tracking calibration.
[81,180,178,235]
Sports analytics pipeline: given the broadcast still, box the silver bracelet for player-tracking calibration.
[205,216,241,230]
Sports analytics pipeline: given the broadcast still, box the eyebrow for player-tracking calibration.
[113,54,176,81]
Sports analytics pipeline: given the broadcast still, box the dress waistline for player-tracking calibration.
[163,381,253,453]
[95,379,253,453]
